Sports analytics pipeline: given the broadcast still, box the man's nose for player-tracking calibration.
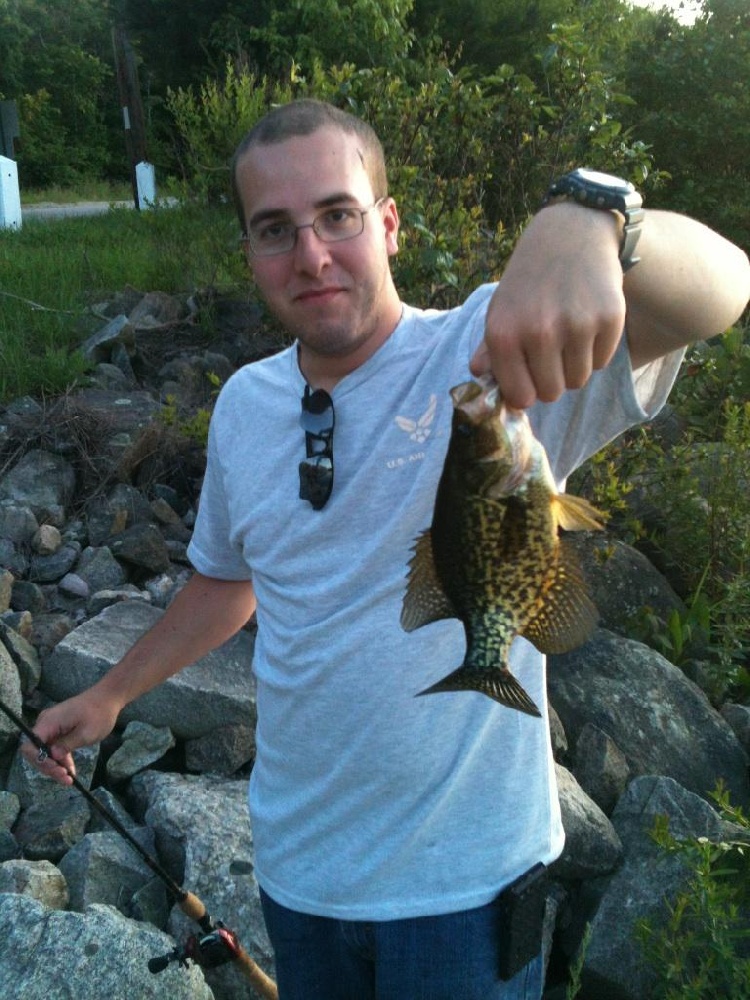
[293,225,332,273]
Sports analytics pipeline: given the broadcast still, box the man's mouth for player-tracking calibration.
[294,287,345,303]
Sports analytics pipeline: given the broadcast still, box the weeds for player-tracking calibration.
[0,202,247,401]
[637,787,750,1000]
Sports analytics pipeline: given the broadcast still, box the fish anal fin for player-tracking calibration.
[417,664,541,717]
[401,530,457,632]
[553,493,607,532]
[522,539,599,654]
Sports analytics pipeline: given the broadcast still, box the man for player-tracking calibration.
[23,99,749,999]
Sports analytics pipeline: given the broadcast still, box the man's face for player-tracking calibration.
[235,126,402,374]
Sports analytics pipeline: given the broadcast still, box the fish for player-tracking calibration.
[401,376,606,717]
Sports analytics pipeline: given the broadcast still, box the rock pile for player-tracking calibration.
[0,289,748,999]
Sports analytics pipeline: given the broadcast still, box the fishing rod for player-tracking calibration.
[0,695,278,1000]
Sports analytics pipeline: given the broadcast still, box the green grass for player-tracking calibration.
[0,202,249,401]
[20,181,135,205]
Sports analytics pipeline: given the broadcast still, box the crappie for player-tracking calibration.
[401,377,605,717]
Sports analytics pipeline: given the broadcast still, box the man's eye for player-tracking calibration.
[257,222,289,242]
[322,208,356,226]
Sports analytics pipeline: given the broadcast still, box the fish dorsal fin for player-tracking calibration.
[401,529,457,632]
[522,538,598,653]
[552,492,607,532]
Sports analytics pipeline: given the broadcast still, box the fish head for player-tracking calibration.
[448,377,533,495]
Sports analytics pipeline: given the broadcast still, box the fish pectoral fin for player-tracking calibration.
[401,530,457,631]
[522,539,598,654]
[417,665,541,718]
[552,493,607,532]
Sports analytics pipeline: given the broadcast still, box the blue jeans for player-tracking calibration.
[259,888,544,1000]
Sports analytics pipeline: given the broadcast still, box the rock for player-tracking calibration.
[549,629,750,807]
[552,765,623,881]
[0,620,41,692]
[0,569,12,613]
[0,643,22,755]
[0,858,69,909]
[105,721,176,783]
[80,314,134,363]
[185,722,255,775]
[12,794,91,862]
[7,744,99,809]
[130,770,275,1000]
[31,524,62,555]
[0,790,20,830]
[28,541,80,583]
[129,290,187,327]
[10,579,46,613]
[0,449,76,522]
[721,702,750,755]
[571,534,686,643]
[58,828,156,914]
[58,572,90,598]
[573,722,631,816]
[87,586,151,615]
[109,523,172,574]
[0,502,39,544]
[76,545,128,591]
[578,775,750,1000]
[40,601,257,740]
[0,895,214,1000]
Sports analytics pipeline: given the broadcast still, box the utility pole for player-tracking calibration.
[112,24,155,209]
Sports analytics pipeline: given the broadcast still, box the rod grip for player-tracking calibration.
[178,890,208,923]
[233,943,279,1000]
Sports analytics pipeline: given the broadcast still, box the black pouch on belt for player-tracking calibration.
[498,862,548,981]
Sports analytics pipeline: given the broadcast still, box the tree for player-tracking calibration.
[622,0,750,244]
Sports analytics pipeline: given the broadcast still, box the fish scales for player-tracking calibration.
[402,377,605,718]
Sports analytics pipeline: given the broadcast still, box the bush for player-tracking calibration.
[637,787,750,1000]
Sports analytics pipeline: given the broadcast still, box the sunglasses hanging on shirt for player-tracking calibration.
[299,386,335,510]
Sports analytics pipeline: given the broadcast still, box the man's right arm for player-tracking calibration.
[22,571,257,784]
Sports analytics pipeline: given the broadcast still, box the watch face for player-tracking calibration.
[575,168,633,193]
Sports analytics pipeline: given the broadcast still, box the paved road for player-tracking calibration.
[21,200,135,220]
[21,197,177,221]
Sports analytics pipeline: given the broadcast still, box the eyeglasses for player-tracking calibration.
[243,199,385,257]
[299,386,335,510]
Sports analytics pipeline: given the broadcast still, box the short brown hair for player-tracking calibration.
[231,99,388,232]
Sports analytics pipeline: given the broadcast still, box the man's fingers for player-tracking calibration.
[18,727,77,785]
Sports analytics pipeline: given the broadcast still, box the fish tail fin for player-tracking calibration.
[417,666,541,718]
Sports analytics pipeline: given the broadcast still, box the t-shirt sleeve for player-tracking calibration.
[529,335,685,485]
[187,398,254,581]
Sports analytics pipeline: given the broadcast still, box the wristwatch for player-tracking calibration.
[541,168,645,272]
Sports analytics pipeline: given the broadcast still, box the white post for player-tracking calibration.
[135,160,156,209]
[0,155,22,230]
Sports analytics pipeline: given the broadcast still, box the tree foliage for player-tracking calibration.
[0,0,748,256]
[622,0,750,245]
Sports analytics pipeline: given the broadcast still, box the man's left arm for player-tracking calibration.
[622,208,749,368]
[473,202,750,409]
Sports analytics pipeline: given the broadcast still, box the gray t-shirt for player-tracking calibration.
[188,283,683,920]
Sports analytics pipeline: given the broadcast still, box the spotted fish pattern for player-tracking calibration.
[401,378,605,717]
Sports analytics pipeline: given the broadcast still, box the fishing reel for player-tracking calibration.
[149,922,241,974]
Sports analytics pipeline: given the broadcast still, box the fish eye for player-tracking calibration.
[456,421,474,437]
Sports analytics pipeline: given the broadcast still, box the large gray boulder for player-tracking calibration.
[0,894,214,999]
[549,629,750,806]
[578,775,750,1000]
[130,770,274,1000]
[40,601,256,739]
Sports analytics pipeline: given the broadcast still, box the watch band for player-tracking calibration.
[542,169,644,272]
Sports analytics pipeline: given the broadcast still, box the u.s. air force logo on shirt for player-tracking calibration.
[386,394,439,471]
[394,394,437,444]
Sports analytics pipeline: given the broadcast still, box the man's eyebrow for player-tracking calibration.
[247,193,359,228]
